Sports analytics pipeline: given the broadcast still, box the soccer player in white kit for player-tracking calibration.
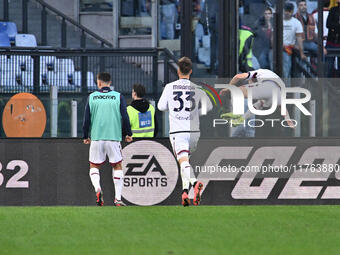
[158,57,213,206]
[220,69,295,128]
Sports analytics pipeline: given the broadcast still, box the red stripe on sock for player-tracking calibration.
[114,177,121,180]
[91,173,99,176]
[177,150,190,156]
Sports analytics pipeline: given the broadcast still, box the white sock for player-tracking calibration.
[113,169,124,201]
[180,161,197,190]
[89,168,101,192]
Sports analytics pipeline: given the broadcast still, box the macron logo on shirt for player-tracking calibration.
[93,95,116,100]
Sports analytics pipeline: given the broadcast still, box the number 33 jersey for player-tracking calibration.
[157,79,213,134]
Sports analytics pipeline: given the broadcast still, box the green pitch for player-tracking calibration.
[0,206,339,255]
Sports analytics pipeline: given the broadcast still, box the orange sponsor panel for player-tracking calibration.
[2,93,46,137]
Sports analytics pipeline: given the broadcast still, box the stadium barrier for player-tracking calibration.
[0,47,177,95]
[1,138,340,206]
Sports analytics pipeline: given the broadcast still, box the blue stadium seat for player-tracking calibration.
[0,57,22,75]
[40,56,56,73]
[10,55,33,72]
[21,72,33,88]
[55,59,75,74]
[73,71,97,90]
[87,72,96,90]
[73,71,81,87]
[0,72,19,87]
[39,71,56,92]
[15,34,37,47]
[0,22,18,42]
[0,33,11,47]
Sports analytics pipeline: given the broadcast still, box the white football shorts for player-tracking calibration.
[244,80,282,107]
[89,140,122,166]
[169,132,200,160]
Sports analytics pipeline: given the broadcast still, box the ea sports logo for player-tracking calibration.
[122,140,178,205]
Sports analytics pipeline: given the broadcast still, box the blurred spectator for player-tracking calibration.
[160,0,179,39]
[286,0,298,14]
[239,26,255,72]
[253,7,274,69]
[121,0,150,16]
[239,0,245,25]
[283,2,306,78]
[200,0,219,71]
[326,0,340,77]
[312,1,329,47]
[295,0,318,57]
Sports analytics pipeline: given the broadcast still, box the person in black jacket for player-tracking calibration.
[326,0,340,77]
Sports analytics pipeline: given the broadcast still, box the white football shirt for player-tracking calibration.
[157,79,213,134]
[245,69,285,107]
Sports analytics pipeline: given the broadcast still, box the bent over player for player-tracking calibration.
[83,72,133,206]
[158,57,213,207]
[220,69,295,128]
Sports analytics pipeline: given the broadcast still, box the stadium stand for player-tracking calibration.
[0,0,164,94]
[5,0,105,48]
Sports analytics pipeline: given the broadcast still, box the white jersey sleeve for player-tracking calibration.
[157,85,170,112]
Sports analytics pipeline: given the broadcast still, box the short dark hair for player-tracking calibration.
[297,0,306,4]
[133,84,146,98]
[284,2,294,12]
[264,7,273,13]
[97,72,111,83]
[178,57,192,75]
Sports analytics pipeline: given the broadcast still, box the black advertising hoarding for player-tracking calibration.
[1,138,340,206]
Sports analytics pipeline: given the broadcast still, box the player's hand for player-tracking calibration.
[83,138,91,144]
[286,119,296,129]
[219,88,229,96]
[125,136,133,143]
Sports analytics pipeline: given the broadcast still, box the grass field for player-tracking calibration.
[0,206,339,255]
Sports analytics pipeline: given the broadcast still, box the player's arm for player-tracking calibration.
[230,73,249,85]
[219,73,249,96]
[83,96,91,144]
[296,33,307,60]
[120,94,133,142]
[295,21,306,60]
[157,85,169,111]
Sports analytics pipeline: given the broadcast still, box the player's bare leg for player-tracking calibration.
[89,163,104,206]
[113,162,126,206]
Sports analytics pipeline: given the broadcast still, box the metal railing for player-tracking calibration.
[2,0,113,48]
[0,47,178,96]
[291,48,340,137]
[162,48,178,85]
